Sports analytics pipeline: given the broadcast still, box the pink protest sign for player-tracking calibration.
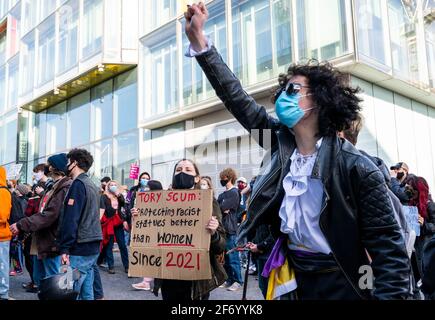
[129,164,140,180]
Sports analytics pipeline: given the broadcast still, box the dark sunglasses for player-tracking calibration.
[274,82,310,101]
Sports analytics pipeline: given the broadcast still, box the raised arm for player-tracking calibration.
[185,3,279,147]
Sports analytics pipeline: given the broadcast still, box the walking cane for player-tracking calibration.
[242,250,251,300]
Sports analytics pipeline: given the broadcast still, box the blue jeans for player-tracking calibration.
[0,241,10,299]
[105,225,129,269]
[224,235,243,285]
[9,238,23,272]
[42,256,61,279]
[33,256,44,287]
[93,264,104,300]
[33,255,62,286]
[69,254,99,300]
[124,230,130,248]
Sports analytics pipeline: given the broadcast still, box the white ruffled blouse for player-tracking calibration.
[279,139,332,254]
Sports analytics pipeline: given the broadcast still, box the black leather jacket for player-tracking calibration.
[422,234,435,298]
[196,46,410,300]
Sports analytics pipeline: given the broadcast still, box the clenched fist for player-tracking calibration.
[184,2,209,52]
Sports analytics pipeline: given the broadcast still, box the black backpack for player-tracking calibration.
[0,186,27,224]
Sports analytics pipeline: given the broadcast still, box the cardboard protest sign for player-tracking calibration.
[403,205,420,237]
[128,190,213,281]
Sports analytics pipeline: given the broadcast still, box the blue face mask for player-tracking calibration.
[140,179,149,187]
[109,186,118,194]
[275,91,316,129]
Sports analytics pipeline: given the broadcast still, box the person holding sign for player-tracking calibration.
[131,159,227,300]
[184,2,410,300]
[132,180,163,291]
[125,172,151,230]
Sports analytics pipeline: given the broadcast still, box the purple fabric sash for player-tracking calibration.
[262,235,287,277]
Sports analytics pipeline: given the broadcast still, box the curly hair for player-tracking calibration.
[272,60,362,137]
[67,148,94,173]
[219,168,238,184]
[405,174,429,219]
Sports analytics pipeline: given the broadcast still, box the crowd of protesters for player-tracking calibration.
[1,1,435,302]
[1,145,433,301]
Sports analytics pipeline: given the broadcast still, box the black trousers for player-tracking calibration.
[160,280,210,301]
[161,280,192,301]
[23,236,34,283]
[286,251,362,300]
[294,270,362,300]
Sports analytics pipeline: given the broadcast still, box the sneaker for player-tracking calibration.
[227,282,242,291]
[9,271,17,276]
[219,282,231,289]
[249,269,258,276]
[99,263,108,268]
[22,282,34,289]
[132,282,151,291]
[25,285,38,293]
[108,268,116,274]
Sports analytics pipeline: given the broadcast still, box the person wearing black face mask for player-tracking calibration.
[130,159,227,301]
[390,162,412,205]
[58,149,103,300]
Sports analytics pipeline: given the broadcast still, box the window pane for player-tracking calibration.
[148,0,178,32]
[9,4,21,58]
[22,0,37,35]
[91,139,113,181]
[46,102,67,154]
[426,20,435,88]
[82,0,103,59]
[297,0,348,61]
[37,15,56,86]
[0,66,5,114]
[68,91,90,148]
[0,111,18,165]
[355,0,389,66]
[3,115,17,164]
[232,0,273,85]
[20,31,35,94]
[39,0,57,22]
[7,57,19,109]
[388,0,421,84]
[182,1,227,106]
[58,0,79,74]
[114,131,139,187]
[272,0,293,70]
[145,35,178,117]
[114,70,137,134]
[91,79,113,140]
[35,111,47,159]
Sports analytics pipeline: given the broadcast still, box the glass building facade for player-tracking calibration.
[0,0,434,192]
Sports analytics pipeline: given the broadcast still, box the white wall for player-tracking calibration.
[353,76,435,193]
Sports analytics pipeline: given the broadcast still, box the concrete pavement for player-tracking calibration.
[9,254,264,300]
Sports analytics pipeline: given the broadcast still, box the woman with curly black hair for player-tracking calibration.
[184,3,410,300]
